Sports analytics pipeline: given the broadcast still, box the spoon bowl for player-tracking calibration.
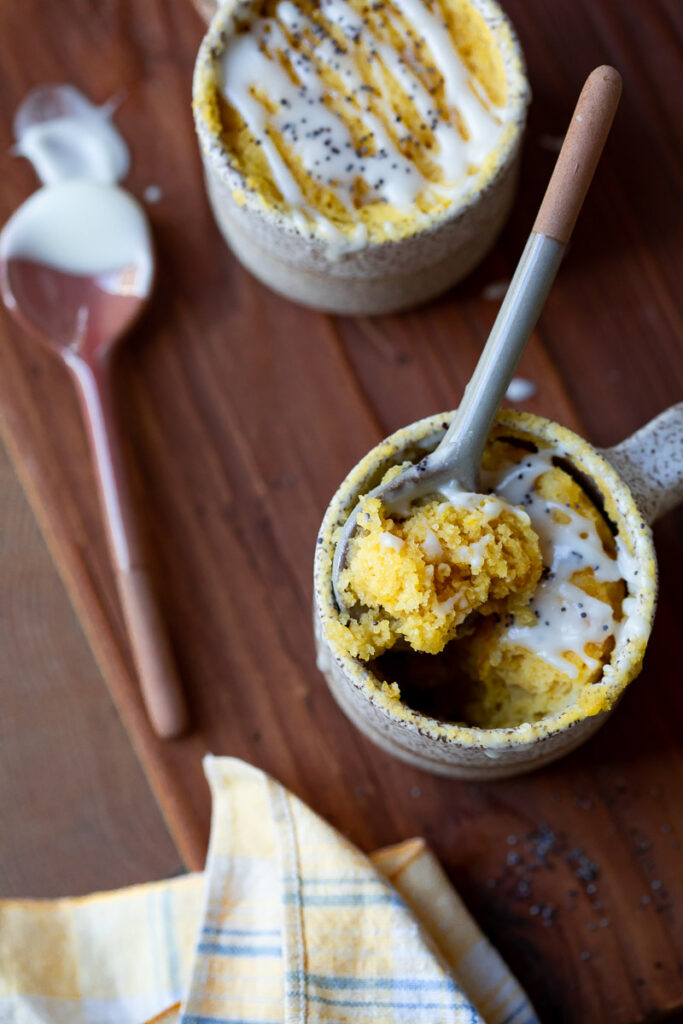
[0,180,153,358]
[2,258,147,358]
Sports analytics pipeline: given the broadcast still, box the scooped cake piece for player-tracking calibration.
[334,485,543,658]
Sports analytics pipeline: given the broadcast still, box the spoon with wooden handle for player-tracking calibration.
[0,179,189,738]
[333,65,623,611]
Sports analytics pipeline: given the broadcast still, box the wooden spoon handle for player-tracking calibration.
[115,565,189,739]
[70,356,189,739]
[533,65,622,244]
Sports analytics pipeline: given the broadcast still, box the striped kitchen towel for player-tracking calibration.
[0,756,539,1024]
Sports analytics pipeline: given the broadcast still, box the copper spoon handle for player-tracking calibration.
[533,65,623,244]
[68,354,189,739]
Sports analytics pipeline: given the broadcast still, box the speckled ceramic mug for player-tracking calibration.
[313,404,683,779]
[192,0,530,315]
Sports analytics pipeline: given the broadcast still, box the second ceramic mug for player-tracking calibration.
[314,404,683,779]
[192,0,530,315]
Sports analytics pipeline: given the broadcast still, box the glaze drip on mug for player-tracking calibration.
[205,0,511,244]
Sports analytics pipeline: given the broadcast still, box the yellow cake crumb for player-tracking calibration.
[337,490,542,656]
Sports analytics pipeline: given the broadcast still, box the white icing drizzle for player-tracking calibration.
[217,0,506,236]
[483,450,625,679]
[504,580,614,679]
[440,484,522,529]
[220,32,307,206]
[389,0,501,163]
[439,483,489,508]
[490,454,621,582]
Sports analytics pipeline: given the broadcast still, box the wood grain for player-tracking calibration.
[0,438,183,896]
[0,0,681,1020]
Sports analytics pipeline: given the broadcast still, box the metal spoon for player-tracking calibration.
[0,179,189,739]
[333,66,622,611]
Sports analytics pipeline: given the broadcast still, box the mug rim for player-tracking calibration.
[314,409,657,751]
[191,0,531,248]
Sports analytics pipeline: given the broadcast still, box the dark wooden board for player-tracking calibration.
[0,441,184,896]
[0,1,682,1020]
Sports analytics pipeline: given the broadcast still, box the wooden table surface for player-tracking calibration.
[1,1,682,1021]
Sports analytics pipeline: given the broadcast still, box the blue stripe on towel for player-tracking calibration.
[183,1016,281,1024]
[501,1000,535,1024]
[286,991,466,1011]
[283,891,403,907]
[290,972,457,992]
[197,942,282,957]
[202,927,281,938]
[283,875,389,886]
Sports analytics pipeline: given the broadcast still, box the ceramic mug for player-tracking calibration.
[313,404,683,779]
[192,0,530,316]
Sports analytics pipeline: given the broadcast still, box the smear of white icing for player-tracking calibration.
[421,528,443,560]
[379,531,405,551]
[3,83,153,315]
[0,180,153,296]
[505,377,536,402]
[13,85,129,186]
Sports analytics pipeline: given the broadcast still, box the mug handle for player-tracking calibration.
[599,402,683,525]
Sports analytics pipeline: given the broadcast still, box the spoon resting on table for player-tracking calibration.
[0,177,189,739]
[333,65,622,613]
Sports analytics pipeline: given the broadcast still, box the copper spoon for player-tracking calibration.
[0,179,189,739]
[333,65,623,612]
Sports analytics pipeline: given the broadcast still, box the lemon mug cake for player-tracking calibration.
[193,0,529,313]
[314,405,683,778]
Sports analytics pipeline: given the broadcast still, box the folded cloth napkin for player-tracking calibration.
[0,756,539,1024]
